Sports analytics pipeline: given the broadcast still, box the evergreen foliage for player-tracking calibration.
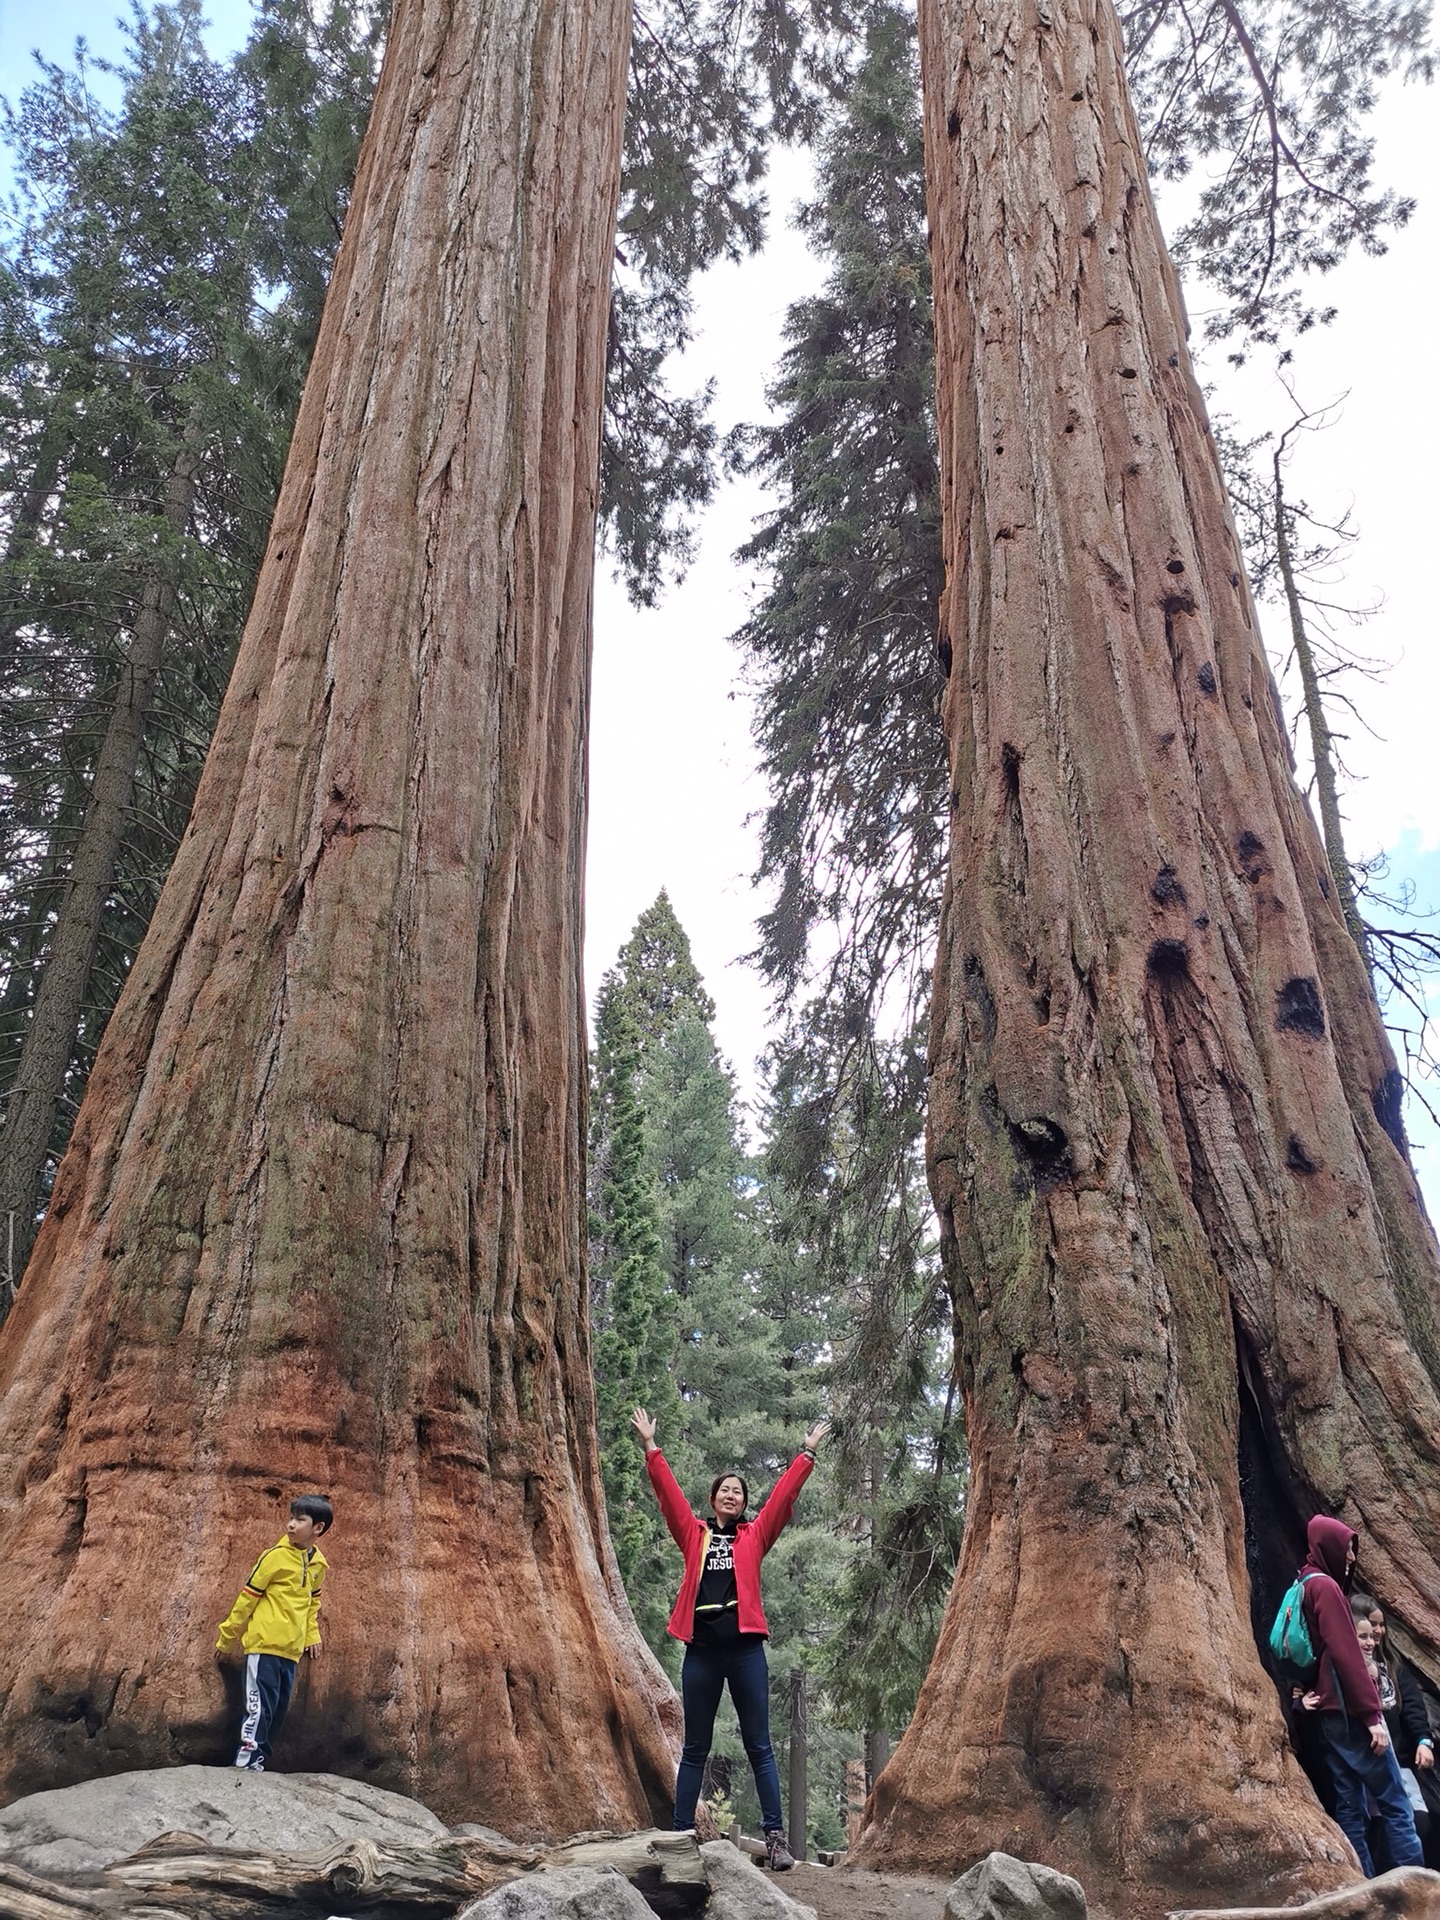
[587,894,955,1842]
[735,0,943,1033]
[591,1009,674,1604]
[607,0,860,601]
[1125,0,1434,356]
[236,0,386,349]
[590,895,803,1648]
[817,1369,964,1734]
[763,1021,964,1732]
[0,0,377,1288]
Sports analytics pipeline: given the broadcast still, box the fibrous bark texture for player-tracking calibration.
[0,0,677,1829]
[857,0,1440,1910]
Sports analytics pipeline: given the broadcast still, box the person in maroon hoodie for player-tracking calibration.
[1298,1514,1422,1875]
[631,1406,829,1871]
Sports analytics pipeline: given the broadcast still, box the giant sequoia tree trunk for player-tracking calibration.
[0,0,678,1829]
[857,0,1440,1910]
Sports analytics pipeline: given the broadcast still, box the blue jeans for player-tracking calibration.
[235,1653,297,1768]
[674,1637,783,1833]
[1320,1713,1423,1876]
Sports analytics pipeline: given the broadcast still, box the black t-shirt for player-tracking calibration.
[691,1522,764,1648]
[696,1521,738,1615]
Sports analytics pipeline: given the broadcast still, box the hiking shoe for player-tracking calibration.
[764,1830,795,1871]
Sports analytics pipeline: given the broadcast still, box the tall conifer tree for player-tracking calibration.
[0,0,380,1292]
[590,895,824,1657]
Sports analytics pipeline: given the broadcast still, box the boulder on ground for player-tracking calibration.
[458,1865,656,1920]
[548,1831,707,1918]
[0,1765,448,1879]
[1169,1863,1440,1920]
[945,1852,1087,1920]
[700,1838,819,1920]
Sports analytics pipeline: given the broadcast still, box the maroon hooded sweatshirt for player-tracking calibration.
[1300,1514,1383,1727]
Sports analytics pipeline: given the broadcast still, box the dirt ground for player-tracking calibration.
[782,1856,1117,1920]
[784,1860,952,1920]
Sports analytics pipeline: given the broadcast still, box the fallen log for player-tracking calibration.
[0,1861,124,1920]
[0,1826,707,1920]
[1169,1864,1440,1920]
[104,1833,505,1917]
[544,1831,709,1916]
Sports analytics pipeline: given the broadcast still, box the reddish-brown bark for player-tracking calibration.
[0,0,678,1829]
[856,0,1440,1910]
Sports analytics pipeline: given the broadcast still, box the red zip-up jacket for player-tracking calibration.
[646,1446,815,1643]
[1300,1514,1383,1728]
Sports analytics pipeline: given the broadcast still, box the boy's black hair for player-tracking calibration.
[291,1494,333,1534]
[708,1472,748,1515]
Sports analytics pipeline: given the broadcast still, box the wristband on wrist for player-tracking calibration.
[800,1446,816,1460]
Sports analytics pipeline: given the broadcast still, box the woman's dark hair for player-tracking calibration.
[709,1472,748,1514]
[1352,1591,1380,1621]
[291,1494,334,1533]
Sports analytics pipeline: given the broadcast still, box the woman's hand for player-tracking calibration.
[803,1418,831,1454]
[1418,1742,1436,1771]
[631,1407,658,1452]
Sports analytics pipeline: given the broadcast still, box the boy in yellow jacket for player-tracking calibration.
[216,1495,331,1770]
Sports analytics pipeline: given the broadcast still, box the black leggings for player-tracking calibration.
[673,1637,782,1832]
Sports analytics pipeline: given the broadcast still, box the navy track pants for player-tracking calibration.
[235,1652,297,1769]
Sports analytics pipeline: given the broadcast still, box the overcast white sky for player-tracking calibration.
[584,81,1440,1198]
[2,0,1435,1202]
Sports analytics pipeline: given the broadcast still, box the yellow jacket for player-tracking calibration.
[217,1535,327,1660]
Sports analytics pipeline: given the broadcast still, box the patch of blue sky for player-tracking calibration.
[0,0,254,170]
[1373,830,1440,1219]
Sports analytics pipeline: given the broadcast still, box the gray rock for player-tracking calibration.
[700,1838,820,1920]
[458,1866,657,1920]
[945,1852,1087,1920]
[0,1764,449,1879]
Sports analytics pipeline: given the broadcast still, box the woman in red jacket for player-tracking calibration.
[630,1406,829,1871]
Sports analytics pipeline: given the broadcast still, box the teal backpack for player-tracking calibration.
[1269,1571,1321,1674]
